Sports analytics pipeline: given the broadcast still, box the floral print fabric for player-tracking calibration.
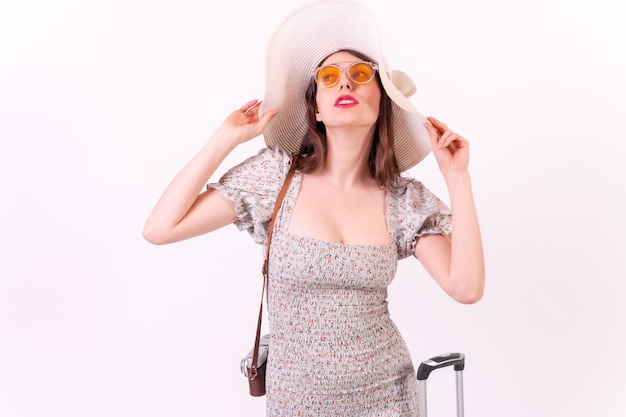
[209,147,451,416]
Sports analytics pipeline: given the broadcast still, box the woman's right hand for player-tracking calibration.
[216,99,278,147]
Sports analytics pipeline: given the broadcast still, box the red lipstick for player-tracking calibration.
[334,94,359,107]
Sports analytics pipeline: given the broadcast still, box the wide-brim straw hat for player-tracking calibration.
[260,0,431,172]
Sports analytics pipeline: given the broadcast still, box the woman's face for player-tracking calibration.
[314,51,381,132]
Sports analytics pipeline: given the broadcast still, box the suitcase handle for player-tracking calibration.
[416,352,465,380]
[417,353,466,417]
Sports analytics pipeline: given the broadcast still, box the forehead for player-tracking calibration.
[321,51,362,66]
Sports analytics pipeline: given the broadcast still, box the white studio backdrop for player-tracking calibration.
[1,0,625,416]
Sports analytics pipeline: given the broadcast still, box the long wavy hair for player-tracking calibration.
[294,49,401,188]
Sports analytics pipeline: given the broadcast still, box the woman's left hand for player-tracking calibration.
[424,116,470,174]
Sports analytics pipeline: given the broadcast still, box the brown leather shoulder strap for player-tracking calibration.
[249,155,298,380]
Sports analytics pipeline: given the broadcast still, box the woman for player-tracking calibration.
[143,1,484,415]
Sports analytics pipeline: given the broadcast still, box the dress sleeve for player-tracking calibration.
[206,147,293,245]
[387,179,452,260]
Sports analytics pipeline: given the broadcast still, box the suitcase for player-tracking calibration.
[417,352,466,417]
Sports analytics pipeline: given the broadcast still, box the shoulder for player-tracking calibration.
[228,146,292,174]
[387,177,444,210]
[218,146,294,193]
[387,176,452,258]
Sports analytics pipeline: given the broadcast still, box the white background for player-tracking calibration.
[1,0,625,416]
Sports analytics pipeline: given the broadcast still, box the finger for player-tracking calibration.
[424,122,450,153]
[427,116,448,134]
[424,120,451,149]
[423,122,440,146]
[257,109,279,130]
[241,99,261,114]
[439,130,460,148]
[439,130,456,146]
[246,107,260,119]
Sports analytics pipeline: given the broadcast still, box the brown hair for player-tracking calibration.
[295,49,401,188]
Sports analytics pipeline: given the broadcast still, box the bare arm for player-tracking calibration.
[142,99,278,245]
[414,117,485,304]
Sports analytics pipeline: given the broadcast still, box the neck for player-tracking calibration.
[318,125,375,187]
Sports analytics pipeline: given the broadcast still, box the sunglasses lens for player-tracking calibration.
[316,66,341,87]
[349,62,375,83]
[315,62,376,87]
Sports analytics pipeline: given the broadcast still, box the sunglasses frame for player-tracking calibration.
[313,61,379,88]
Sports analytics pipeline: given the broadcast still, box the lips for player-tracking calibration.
[335,94,358,107]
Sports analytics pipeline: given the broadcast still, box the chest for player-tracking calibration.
[286,174,390,246]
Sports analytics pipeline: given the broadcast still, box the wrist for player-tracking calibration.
[208,127,240,154]
[442,169,471,185]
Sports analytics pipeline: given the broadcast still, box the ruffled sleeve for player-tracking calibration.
[387,179,452,260]
[207,147,293,245]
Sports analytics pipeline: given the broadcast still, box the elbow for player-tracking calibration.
[142,223,171,245]
[455,288,484,304]
[450,275,485,304]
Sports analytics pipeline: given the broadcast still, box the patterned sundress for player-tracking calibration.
[209,147,451,417]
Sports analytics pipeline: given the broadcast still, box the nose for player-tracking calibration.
[339,70,353,90]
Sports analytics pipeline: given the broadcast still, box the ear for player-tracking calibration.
[315,107,322,122]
